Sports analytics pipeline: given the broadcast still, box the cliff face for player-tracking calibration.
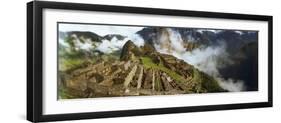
[59,41,224,99]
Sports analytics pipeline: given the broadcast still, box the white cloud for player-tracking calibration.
[96,35,145,53]
[235,30,243,35]
[97,37,127,53]
[217,78,245,92]
[197,29,222,34]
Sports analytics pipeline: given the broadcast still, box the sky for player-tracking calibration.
[59,23,144,36]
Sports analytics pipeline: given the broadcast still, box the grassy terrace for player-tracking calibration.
[140,56,186,83]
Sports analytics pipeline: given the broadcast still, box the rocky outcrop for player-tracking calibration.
[120,40,142,61]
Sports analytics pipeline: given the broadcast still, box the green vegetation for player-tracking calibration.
[59,58,86,71]
[65,37,76,50]
[141,57,186,83]
[58,49,96,71]
[59,43,120,71]
[59,87,75,99]
[192,68,224,92]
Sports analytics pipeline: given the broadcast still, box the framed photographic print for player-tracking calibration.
[27,1,273,122]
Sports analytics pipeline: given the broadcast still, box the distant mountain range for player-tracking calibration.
[136,27,257,54]
[60,27,257,54]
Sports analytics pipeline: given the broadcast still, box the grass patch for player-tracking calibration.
[59,58,85,71]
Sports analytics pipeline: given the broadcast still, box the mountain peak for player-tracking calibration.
[120,40,142,61]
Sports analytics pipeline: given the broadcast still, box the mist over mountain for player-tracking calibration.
[137,27,257,54]
[59,26,258,93]
[136,27,258,91]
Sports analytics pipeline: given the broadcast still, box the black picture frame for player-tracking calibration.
[27,1,273,122]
